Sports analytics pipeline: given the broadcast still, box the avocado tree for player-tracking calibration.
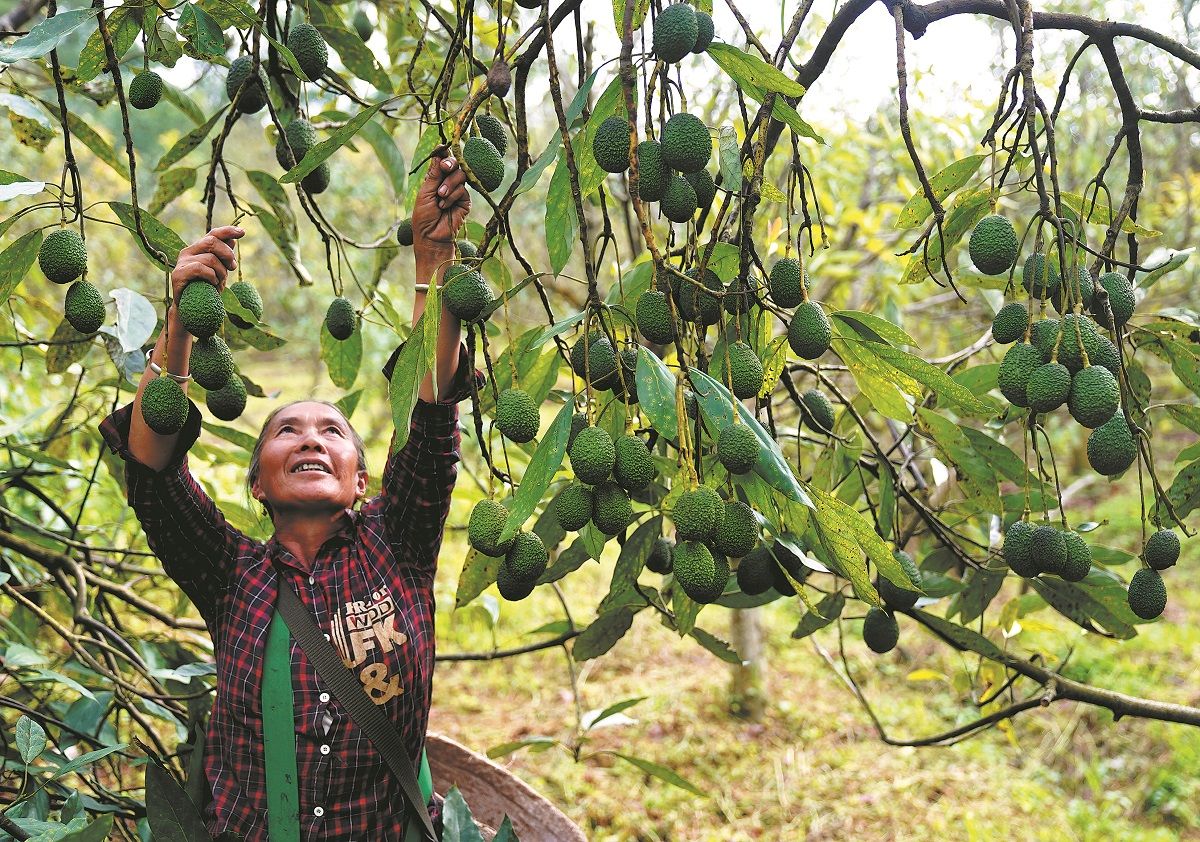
[1,0,1200,837]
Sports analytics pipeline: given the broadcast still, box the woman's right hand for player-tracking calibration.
[170,225,244,302]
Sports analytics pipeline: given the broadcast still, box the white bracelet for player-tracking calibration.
[146,348,193,384]
[415,283,429,293]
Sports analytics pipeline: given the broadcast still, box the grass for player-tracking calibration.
[428,493,1200,841]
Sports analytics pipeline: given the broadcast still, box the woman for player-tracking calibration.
[98,150,480,840]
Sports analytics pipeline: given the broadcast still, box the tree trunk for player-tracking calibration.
[728,607,765,720]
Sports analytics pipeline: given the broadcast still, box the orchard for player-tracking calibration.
[0,0,1199,838]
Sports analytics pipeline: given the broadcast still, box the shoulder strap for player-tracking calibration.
[263,609,301,842]
[274,571,437,842]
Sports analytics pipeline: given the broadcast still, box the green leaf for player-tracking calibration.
[831,337,911,421]
[404,124,441,212]
[1139,248,1191,290]
[48,743,127,780]
[486,736,558,759]
[59,815,113,842]
[318,24,393,91]
[46,319,95,373]
[832,310,917,347]
[689,627,741,664]
[960,427,1043,489]
[909,608,1005,660]
[334,389,362,420]
[634,348,680,444]
[671,585,701,636]
[455,548,502,609]
[497,400,572,544]
[195,0,257,28]
[688,368,811,506]
[16,715,47,763]
[0,229,43,308]
[585,696,646,730]
[599,516,662,613]
[805,485,880,606]
[248,203,311,286]
[144,755,212,840]
[732,76,823,145]
[359,120,406,202]
[790,592,845,639]
[107,202,186,270]
[443,786,487,842]
[148,167,196,216]
[1059,191,1160,238]
[717,125,741,191]
[916,408,1001,513]
[0,9,100,63]
[201,421,256,452]
[320,319,362,389]
[281,99,389,184]
[155,108,225,172]
[895,155,987,229]
[36,98,127,179]
[227,322,285,352]
[246,170,296,235]
[177,3,226,60]
[612,752,705,797]
[388,316,430,454]
[76,6,141,83]
[853,338,996,416]
[545,150,578,275]
[948,568,1004,625]
[1030,569,1139,638]
[538,536,591,585]
[707,44,806,97]
[573,606,636,661]
[145,14,184,69]
[612,0,651,32]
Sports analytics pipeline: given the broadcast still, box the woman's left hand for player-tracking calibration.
[412,149,471,253]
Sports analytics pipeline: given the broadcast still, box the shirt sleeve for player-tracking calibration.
[376,341,484,583]
[98,400,246,632]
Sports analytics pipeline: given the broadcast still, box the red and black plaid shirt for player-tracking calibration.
[99,343,482,841]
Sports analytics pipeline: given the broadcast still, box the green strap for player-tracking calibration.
[263,609,301,842]
[264,608,435,841]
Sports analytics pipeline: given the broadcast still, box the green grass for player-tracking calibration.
[429,491,1200,841]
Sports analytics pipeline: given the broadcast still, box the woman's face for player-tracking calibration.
[251,401,367,519]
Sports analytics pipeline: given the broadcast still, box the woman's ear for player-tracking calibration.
[355,470,369,500]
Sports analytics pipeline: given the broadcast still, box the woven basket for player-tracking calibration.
[426,732,586,842]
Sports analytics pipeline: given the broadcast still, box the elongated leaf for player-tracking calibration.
[537,536,590,585]
[388,316,430,454]
[486,736,557,759]
[790,592,845,639]
[455,548,502,608]
[612,0,651,32]
[108,202,185,270]
[573,606,636,661]
[598,516,662,613]
[895,155,987,229]
[734,76,823,144]
[613,752,705,797]
[832,310,917,347]
[281,99,389,184]
[77,6,140,83]
[148,167,196,216]
[832,337,911,421]
[1059,191,1160,238]
[110,288,157,353]
[0,229,43,307]
[317,24,391,89]
[246,171,296,236]
[320,320,362,389]
[0,180,42,204]
[404,124,441,212]
[855,339,995,415]
[36,98,127,178]
[178,3,226,60]
[717,125,741,191]
[442,786,486,842]
[0,9,100,63]
[46,319,95,373]
[156,108,225,172]
[585,696,646,731]
[49,743,127,780]
[498,400,572,544]
[248,203,312,286]
[359,121,406,201]
[689,627,741,664]
[805,484,893,606]
[916,408,1001,513]
[948,568,1004,625]
[688,368,811,506]
[144,755,209,841]
[707,44,806,97]
[545,151,578,275]
[901,187,991,283]
[196,0,256,27]
[909,608,1005,660]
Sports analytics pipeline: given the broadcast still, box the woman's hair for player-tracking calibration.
[247,399,368,520]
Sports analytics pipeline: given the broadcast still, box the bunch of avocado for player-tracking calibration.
[462,113,510,193]
[141,279,262,435]
[665,484,762,604]
[983,219,1137,478]
[591,112,716,224]
[39,229,107,335]
[466,499,548,601]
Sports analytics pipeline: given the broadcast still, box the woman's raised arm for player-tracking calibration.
[128,226,243,472]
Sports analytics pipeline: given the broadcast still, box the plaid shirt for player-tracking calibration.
[99,343,482,841]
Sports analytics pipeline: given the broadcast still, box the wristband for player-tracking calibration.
[146,348,193,384]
